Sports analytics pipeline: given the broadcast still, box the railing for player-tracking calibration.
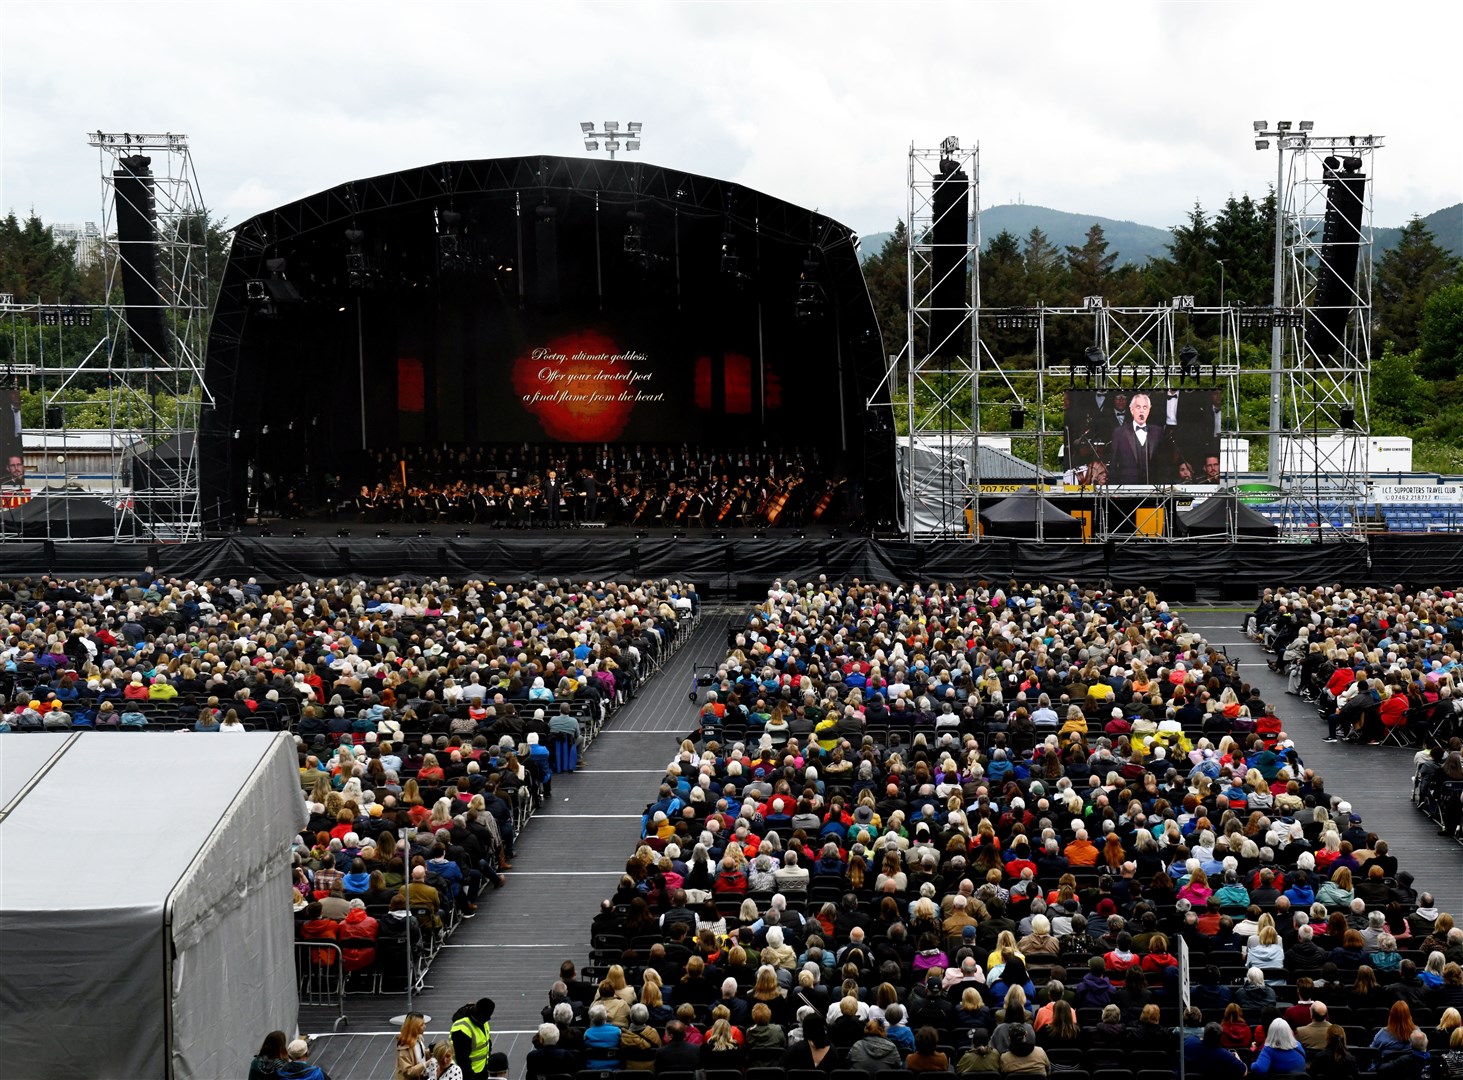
[294,940,348,1030]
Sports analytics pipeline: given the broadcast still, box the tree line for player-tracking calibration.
[862,199,1463,471]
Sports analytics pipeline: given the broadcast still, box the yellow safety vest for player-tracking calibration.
[450,1013,491,1075]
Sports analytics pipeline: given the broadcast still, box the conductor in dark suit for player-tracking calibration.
[1107,392,1170,485]
[544,470,564,527]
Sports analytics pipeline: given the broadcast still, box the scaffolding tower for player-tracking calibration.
[1271,131,1382,536]
[11,130,215,541]
[902,139,980,538]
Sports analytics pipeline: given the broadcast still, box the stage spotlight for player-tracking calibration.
[627,122,642,133]
[580,122,594,133]
[1342,156,1363,174]
[828,528,841,539]
[290,528,306,538]
[1299,120,1314,131]
[720,231,739,275]
[1009,404,1026,429]
[416,529,433,537]
[752,530,765,539]
[375,529,389,538]
[336,528,351,538]
[1255,139,1269,151]
[795,280,827,319]
[793,530,807,539]
[1276,121,1292,132]
[455,529,471,538]
[584,139,599,151]
[1179,345,1201,379]
[1253,120,1267,132]
[1323,155,1341,170]
[714,531,727,540]
[634,530,648,539]
[259,528,273,537]
[1340,405,1356,429]
[1082,346,1106,379]
[672,529,686,538]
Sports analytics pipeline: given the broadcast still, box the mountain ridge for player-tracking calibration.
[860,202,1463,266]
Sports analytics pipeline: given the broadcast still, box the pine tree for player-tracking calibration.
[1021,227,1064,304]
[1211,192,1274,307]
[979,230,1025,307]
[1064,223,1118,301]
[1374,217,1462,353]
[1416,283,1463,382]
[861,220,911,364]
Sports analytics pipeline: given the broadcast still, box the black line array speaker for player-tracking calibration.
[113,155,170,361]
[929,158,971,359]
[1310,158,1367,356]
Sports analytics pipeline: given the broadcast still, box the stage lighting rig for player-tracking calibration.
[1178,344,1201,383]
[1082,345,1106,380]
[581,120,643,160]
[1252,119,1310,484]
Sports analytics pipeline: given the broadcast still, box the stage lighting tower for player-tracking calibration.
[1253,118,1311,484]
[581,121,643,160]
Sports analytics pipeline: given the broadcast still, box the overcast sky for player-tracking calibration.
[3,0,1459,241]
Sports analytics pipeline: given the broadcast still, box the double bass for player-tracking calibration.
[810,477,846,522]
[764,475,802,526]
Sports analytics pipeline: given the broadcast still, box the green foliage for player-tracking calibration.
[1065,224,1118,301]
[1369,346,1428,436]
[1021,228,1064,304]
[1374,217,1462,354]
[0,212,88,303]
[1416,283,1463,382]
[861,220,909,366]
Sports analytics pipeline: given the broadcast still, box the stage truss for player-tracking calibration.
[0,133,212,542]
[902,139,980,538]
[896,131,1381,543]
[1269,131,1382,536]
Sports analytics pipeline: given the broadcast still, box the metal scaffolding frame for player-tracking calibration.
[1271,132,1382,536]
[903,140,980,538]
[39,131,211,542]
[0,134,211,541]
[969,302,1244,542]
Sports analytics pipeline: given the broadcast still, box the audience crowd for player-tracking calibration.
[0,571,697,1001]
[1249,586,1462,746]
[510,579,1462,1080]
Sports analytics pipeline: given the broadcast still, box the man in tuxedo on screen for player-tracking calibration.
[1108,392,1170,485]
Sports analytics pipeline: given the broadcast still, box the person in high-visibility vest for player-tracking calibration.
[450,997,495,1079]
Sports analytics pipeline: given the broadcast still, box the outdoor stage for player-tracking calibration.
[2,527,1458,599]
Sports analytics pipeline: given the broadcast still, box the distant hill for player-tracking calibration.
[861,201,1463,265]
[1375,204,1462,257]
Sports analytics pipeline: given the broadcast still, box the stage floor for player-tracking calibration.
[239,518,860,540]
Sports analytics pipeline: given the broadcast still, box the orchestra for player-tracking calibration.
[347,443,845,528]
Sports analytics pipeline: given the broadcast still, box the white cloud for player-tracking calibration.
[1,0,1458,237]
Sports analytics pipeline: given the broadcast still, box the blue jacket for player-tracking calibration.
[1251,1045,1306,1074]
[583,1023,623,1068]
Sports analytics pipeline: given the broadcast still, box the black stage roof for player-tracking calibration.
[202,156,894,529]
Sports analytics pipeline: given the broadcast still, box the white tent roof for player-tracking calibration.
[0,731,304,1079]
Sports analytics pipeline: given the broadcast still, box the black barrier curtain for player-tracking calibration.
[6,536,1459,596]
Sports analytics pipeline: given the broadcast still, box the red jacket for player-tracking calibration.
[337,908,379,972]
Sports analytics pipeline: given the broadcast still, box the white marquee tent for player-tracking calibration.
[0,731,305,1078]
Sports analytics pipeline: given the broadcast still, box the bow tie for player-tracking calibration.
[1134,424,1147,432]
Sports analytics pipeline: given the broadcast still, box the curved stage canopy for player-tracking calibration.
[202,156,893,527]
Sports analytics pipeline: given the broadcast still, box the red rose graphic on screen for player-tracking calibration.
[512,329,636,441]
